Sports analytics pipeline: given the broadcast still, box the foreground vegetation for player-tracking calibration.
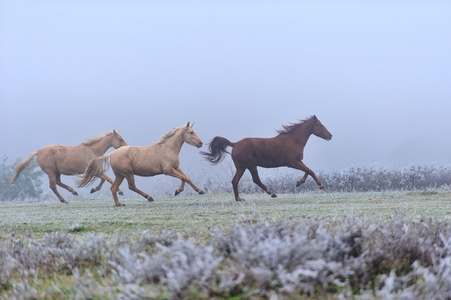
[1,190,451,299]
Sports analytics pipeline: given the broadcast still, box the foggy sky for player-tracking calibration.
[1,1,451,195]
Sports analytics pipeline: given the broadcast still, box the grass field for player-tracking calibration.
[1,190,451,237]
[1,190,451,299]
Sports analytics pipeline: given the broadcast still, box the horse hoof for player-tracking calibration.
[90,188,96,194]
[118,191,124,196]
[175,190,181,196]
[271,194,278,198]
[199,190,205,195]
[73,191,79,196]
[236,198,245,202]
[148,197,154,202]
[319,185,325,190]
[116,203,126,207]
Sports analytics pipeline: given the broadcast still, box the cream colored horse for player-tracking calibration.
[78,122,205,206]
[8,130,127,203]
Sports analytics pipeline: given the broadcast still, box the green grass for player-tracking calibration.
[1,190,451,238]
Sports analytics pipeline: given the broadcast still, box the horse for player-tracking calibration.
[78,122,205,206]
[201,115,332,201]
[8,130,127,203]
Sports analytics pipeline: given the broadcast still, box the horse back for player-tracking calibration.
[232,136,292,168]
[36,144,97,175]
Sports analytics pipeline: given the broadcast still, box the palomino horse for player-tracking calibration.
[201,116,332,201]
[8,130,127,203]
[78,122,205,206]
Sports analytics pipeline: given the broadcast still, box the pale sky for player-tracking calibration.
[1,1,451,195]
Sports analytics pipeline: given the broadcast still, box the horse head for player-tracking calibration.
[182,122,203,148]
[311,116,333,141]
[112,130,128,148]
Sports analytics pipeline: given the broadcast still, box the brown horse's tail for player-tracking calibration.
[8,152,38,184]
[201,136,235,165]
[77,155,111,187]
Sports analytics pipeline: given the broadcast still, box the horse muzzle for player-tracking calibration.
[197,142,203,148]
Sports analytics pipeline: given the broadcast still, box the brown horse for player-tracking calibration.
[78,122,205,206]
[8,130,127,203]
[201,116,332,201]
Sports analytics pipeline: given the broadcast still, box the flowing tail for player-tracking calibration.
[77,155,111,187]
[8,152,38,184]
[201,136,235,164]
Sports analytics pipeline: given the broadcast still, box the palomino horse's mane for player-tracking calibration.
[157,125,185,144]
[276,116,315,136]
[82,131,114,146]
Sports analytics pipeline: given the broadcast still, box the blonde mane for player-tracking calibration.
[157,125,185,144]
[82,131,113,146]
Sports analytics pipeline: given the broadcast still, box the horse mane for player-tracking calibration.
[157,125,185,144]
[276,116,314,135]
[82,131,113,146]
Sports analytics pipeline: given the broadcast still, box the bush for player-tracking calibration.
[0,156,44,201]
[1,216,450,298]
[204,164,451,194]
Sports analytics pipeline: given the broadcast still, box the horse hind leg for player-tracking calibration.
[248,166,277,198]
[55,174,79,196]
[125,174,154,202]
[111,174,126,206]
[47,173,69,204]
[231,166,246,201]
[92,174,124,195]
[175,180,185,196]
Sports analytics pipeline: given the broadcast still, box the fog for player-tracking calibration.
[1,1,451,196]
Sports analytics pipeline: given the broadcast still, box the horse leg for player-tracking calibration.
[175,180,185,196]
[93,174,124,195]
[55,173,79,196]
[125,174,154,202]
[248,166,277,198]
[173,167,205,195]
[47,173,68,204]
[90,178,106,194]
[296,173,309,187]
[231,166,246,201]
[291,161,324,189]
[111,174,126,206]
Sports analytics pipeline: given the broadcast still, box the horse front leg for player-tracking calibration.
[291,161,324,189]
[168,167,205,196]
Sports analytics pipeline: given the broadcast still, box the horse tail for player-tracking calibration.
[77,155,111,187]
[8,152,38,184]
[201,136,235,165]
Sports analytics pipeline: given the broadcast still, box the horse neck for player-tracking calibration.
[289,121,314,148]
[162,129,185,154]
[85,134,114,155]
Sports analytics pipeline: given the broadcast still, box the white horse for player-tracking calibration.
[78,122,204,206]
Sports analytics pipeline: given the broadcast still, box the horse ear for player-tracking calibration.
[190,122,194,128]
[313,115,318,120]
[113,130,117,136]
[186,122,190,128]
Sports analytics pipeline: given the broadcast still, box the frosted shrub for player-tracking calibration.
[1,216,451,298]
